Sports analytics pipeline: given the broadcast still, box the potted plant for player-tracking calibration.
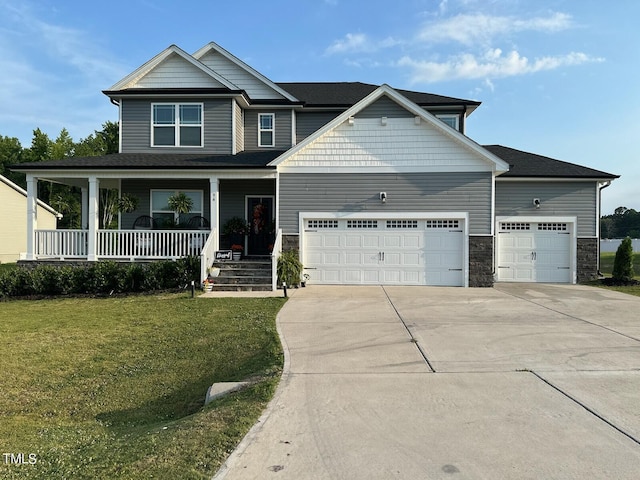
[202,278,213,292]
[167,192,194,226]
[277,249,303,287]
[222,216,250,246]
[231,244,243,260]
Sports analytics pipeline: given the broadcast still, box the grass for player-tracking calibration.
[592,252,640,297]
[0,294,286,479]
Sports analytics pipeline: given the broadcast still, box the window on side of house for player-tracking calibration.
[150,190,203,227]
[435,114,460,131]
[258,113,275,147]
[152,103,203,147]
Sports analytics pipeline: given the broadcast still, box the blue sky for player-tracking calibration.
[0,0,637,214]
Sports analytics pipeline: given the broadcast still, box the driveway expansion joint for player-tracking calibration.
[530,370,640,447]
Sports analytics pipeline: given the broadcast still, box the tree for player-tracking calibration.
[0,135,24,185]
[612,237,635,282]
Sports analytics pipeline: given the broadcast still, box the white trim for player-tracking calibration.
[151,102,204,148]
[291,110,297,146]
[16,169,278,180]
[497,177,613,182]
[269,84,509,173]
[231,99,237,155]
[192,42,299,102]
[258,113,275,148]
[495,215,577,284]
[299,211,469,287]
[277,165,496,174]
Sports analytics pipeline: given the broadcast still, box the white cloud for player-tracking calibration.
[398,49,604,83]
[417,12,574,46]
[325,33,402,55]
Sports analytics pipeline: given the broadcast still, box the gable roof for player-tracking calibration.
[0,175,62,217]
[270,84,508,173]
[485,145,618,179]
[277,82,481,112]
[193,42,298,102]
[107,44,238,92]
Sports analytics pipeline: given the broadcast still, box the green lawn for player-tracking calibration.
[0,294,286,479]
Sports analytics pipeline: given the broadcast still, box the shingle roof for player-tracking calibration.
[485,145,618,179]
[276,82,480,108]
[11,150,283,170]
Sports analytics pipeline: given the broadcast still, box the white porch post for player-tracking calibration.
[87,176,99,261]
[81,187,89,229]
[25,175,38,260]
[210,177,219,251]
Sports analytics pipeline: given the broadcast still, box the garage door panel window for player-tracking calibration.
[347,220,378,228]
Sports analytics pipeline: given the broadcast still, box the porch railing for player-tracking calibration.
[271,229,283,291]
[35,229,89,258]
[200,227,218,283]
[35,229,211,260]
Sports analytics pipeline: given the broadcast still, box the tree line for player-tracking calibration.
[601,207,640,239]
[0,122,118,228]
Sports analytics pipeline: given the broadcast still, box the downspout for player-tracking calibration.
[597,180,612,276]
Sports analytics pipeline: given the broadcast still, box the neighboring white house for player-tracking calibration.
[0,175,61,263]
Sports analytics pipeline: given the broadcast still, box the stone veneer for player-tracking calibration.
[577,237,599,283]
[282,234,300,252]
[469,236,494,287]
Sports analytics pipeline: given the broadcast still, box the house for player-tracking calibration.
[0,174,61,263]
[11,42,618,287]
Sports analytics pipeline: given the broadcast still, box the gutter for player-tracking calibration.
[597,180,613,276]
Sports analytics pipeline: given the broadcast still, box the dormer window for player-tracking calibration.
[152,103,203,147]
[258,113,275,147]
[436,114,460,131]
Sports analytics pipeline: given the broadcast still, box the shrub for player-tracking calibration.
[277,249,303,287]
[612,237,635,282]
[0,259,201,298]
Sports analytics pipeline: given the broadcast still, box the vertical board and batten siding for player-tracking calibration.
[243,110,293,151]
[234,102,244,153]
[120,179,211,228]
[295,112,340,144]
[279,172,492,235]
[495,181,597,237]
[120,98,233,154]
[136,54,226,89]
[197,51,285,100]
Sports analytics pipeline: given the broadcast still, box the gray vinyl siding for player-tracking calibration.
[120,179,211,228]
[120,178,276,229]
[120,98,232,154]
[495,181,597,237]
[295,111,340,144]
[219,179,276,226]
[356,96,413,119]
[244,110,293,151]
[279,172,492,235]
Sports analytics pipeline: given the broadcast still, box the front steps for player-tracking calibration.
[210,258,273,292]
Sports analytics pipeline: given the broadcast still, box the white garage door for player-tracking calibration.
[497,221,572,283]
[303,218,465,286]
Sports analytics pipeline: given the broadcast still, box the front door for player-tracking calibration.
[246,196,274,255]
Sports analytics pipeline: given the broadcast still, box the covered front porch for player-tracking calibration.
[22,170,280,287]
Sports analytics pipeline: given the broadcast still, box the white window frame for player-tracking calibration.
[151,103,204,148]
[436,114,460,131]
[258,113,275,148]
[150,189,204,226]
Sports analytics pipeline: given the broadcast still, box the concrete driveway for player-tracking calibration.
[214,284,640,479]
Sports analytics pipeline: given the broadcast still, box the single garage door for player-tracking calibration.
[496,221,572,283]
[303,217,465,286]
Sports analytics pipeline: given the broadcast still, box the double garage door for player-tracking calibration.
[496,221,573,283]
[303,217,465,286]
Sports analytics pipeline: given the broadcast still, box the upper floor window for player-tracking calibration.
[258,113,274,147]
[436,114,460,131]
[152,103,203,147]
